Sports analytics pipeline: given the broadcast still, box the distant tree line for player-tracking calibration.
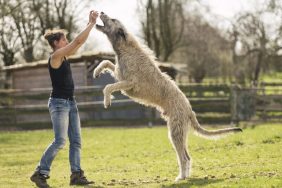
[139,0,282,85]
[231,0,282,86]
[1,0,282,86]
[0,0,89,65]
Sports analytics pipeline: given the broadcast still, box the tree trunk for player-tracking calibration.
[23,47,34,62]
[253,51,263,86]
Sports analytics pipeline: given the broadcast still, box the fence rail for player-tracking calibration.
[0,83,281,129]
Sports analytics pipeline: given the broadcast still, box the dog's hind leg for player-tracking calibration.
[93,60,115,78]
[168,119,191,182]
[103,81,133,108]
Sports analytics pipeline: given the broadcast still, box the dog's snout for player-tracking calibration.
[101,12,104,15]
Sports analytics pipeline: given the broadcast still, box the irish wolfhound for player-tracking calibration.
[93,12,242,181]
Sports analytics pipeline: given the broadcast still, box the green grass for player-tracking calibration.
[261,72,282,83]
[0,123,282,188]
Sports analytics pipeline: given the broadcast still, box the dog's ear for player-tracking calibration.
[117,28,126,41]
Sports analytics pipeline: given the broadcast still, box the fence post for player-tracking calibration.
[230,85,257,124]
[10,92,17,126]
[260,82,267,120]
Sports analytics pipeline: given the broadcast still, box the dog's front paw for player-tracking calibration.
[93,69,100,78]
[104,96,111,109]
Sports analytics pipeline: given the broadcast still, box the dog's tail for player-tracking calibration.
[190,111,242,139]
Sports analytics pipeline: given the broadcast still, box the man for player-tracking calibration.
[30,10,99,188]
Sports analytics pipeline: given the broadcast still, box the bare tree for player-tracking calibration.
[0,0,21,66]
[31,0,85,38]
[0,23,20,66]
[234,12,268,86]
[229,28,248,85]
[265,0,282,73]
[178,13,232,83]
[266,0,282,55]
[231,0,282,86]
[9,1,40,62]
[0,0,89,64]
[140,0,187,61]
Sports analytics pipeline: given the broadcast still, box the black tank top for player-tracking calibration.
[48,57,74,99]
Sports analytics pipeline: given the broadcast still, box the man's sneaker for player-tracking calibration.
[70,170,94,185]
[30,171,50,188]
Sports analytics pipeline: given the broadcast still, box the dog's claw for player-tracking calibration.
[93,71,100,78]
[104,102,111,109]
[104,98,111,108]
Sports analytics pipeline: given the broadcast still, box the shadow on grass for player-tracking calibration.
[161,177,224,188]
[79,185,104,188]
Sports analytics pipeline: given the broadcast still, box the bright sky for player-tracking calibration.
[93,0,140,34]
[201,0,249,18]
[82,0,140,52]
[82,0,258,52]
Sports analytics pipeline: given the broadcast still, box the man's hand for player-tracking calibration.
[88,10,99,25]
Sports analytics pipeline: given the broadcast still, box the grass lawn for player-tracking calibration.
[0,123,281,188]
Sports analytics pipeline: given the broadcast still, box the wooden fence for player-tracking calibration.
[255,82,282,121]
[0,83,281,129]
[179,84,231,124]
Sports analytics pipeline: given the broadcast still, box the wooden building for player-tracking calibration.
[0,52,115,90]
[0,52,183,90]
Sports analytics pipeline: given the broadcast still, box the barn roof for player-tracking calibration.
[0,51,187,75]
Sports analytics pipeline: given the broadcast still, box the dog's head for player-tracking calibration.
[96,12,127,44]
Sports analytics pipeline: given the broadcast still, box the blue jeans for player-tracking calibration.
[36,97,82,175]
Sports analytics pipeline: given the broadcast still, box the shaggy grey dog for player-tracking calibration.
[93,12,242,181]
